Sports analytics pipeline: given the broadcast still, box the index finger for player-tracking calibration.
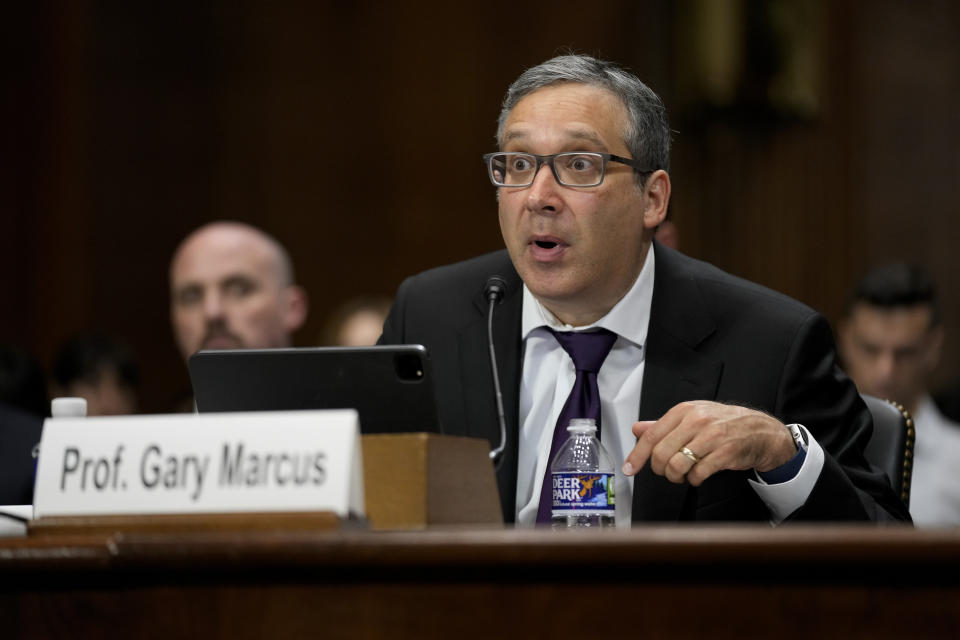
[622,406,688,475]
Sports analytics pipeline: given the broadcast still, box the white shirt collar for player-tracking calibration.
[520,243,655,349]
[913,394,949,426]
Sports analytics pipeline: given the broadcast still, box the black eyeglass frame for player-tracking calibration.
[482,151,653,188]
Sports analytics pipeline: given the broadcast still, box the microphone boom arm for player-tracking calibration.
[484,277,508,466]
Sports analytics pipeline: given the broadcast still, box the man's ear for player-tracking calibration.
[283,285,309,332]
[641,170,671,230]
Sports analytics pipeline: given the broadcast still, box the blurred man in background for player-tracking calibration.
[0,345,46,504]
[320,296,392,347]
[169,221,308,362]
[0,403,42,504]
[839,263,960,525]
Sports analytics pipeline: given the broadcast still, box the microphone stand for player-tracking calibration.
[484,276,508,468]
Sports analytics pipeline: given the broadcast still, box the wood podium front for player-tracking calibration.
[2,525,958,638]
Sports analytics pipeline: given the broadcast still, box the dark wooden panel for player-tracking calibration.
[2,526,959,638]
[4,1,959,412]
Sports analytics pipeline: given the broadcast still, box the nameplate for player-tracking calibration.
[33,410,364,519]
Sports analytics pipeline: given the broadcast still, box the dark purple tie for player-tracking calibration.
[536,328,618,524]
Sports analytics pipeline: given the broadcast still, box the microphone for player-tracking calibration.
[484,276,508,466]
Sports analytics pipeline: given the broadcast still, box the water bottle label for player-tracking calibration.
[551,472,615,512]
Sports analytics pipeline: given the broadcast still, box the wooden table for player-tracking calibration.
[2,524,957,638]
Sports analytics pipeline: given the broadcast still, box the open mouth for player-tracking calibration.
[529,236,566,262]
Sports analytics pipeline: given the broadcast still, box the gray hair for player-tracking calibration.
[496,54,671,178]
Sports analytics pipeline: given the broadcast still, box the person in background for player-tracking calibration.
[169,221,309,362]
[838,262,960,526]
[0,403,42,504]
[0,345,46,504]
[379,53,907,525]
[653,217,678,249]
[321,296,392,347]
[51,333,140,416]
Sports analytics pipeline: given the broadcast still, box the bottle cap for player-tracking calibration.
[51,397,88,418]
[567,418,597,432]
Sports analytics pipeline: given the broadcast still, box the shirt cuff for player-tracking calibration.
[747,424,824,525]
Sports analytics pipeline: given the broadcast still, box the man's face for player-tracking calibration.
[170,226,303,361]
[336,310,387,347]
[497,83,653,326]
[839,303,941,411]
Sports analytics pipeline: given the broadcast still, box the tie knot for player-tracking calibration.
[548,328,617,374]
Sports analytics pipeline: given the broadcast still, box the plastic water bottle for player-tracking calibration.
[51,397,88,418]
[550,418,616,529]
[33,398,88,478]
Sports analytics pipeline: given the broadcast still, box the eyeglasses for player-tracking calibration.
[482,152,651,188]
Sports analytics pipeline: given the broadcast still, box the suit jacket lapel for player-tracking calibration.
[457,255,523,521]
[633,242,723,521]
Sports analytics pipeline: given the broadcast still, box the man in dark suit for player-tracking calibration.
[379,54,909,525]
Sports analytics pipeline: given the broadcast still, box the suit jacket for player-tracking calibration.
[0,403,43,505]
[379,243,910,523]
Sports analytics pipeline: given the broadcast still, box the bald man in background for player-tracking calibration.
[169,222,308,363]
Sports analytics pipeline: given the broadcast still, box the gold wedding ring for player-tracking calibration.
[680,446,699,464]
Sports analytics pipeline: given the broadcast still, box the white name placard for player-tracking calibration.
[33,410,364,519]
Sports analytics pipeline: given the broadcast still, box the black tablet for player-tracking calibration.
[188,345,442,434]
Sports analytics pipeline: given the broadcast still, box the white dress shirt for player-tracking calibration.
[908,395,960,526]
[514,244,824,526]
